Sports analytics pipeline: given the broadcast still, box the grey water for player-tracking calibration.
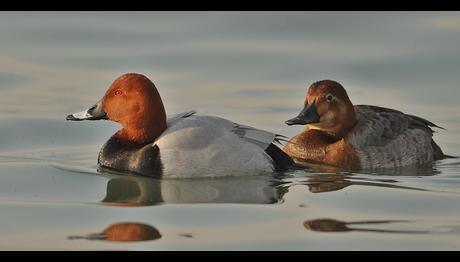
[0,11,460,250]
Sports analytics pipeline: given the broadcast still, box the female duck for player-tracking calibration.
[67,73,292,178]
[283,80,447,170]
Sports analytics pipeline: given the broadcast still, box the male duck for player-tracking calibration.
[283,80,447,170]
[67,73,292,178]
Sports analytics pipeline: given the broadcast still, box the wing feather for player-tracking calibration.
[348,105,440,148]
[347,105,444,168]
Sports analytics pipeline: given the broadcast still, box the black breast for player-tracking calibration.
[98,135,163,178]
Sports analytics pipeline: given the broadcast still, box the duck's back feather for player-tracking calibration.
[166,110,197,127]
[346,105,445,169]
[154,112,290,177]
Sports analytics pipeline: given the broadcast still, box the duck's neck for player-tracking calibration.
[301,129,341,148]
[116,116,167,145]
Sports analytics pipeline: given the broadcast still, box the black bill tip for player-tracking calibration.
[285,117,306,126]
[285,119,296,126]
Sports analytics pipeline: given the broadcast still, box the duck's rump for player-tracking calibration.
[346,105,445,169]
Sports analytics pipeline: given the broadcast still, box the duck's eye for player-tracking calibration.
[114,90,123,96]
[326,94,333,102]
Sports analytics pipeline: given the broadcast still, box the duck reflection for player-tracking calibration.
[303,219,429,234]
[100,171,288,206]
[294,162,440,193]
[302,174,352,193]
[68,222,161,242]
[299,161,441,177]
[301,173,432,193]
[97,161,442,206]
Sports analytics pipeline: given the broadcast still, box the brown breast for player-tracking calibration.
[283,129,361,170]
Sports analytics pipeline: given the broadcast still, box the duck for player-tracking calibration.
[283,80,447,170]
[66,73,292,178]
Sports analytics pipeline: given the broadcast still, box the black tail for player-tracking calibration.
[265,143,294,171]
[431,140,457,160]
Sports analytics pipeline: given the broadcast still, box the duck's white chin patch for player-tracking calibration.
[307,123,322,130]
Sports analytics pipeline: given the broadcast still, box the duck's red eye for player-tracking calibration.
[114,90,123,96]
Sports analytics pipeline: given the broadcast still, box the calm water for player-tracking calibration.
[1,11,460,250]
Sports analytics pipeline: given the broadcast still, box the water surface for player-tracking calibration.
[0,11,460,250]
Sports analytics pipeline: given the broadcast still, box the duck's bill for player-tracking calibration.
[66,100,108,121]
[285,102,320,126]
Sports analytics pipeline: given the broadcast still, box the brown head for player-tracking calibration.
[285,80,357,138]
[102,222,162,242]
[69,222,162,242]
[66,73,167,144]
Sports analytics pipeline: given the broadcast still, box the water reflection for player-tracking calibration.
[299,173,432,193]
[68,222,161,242]
[100,171,288,206]
[97,164,443,207]
[303,219,429,234]
[283,162,443,194]
[297,161,442,177]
